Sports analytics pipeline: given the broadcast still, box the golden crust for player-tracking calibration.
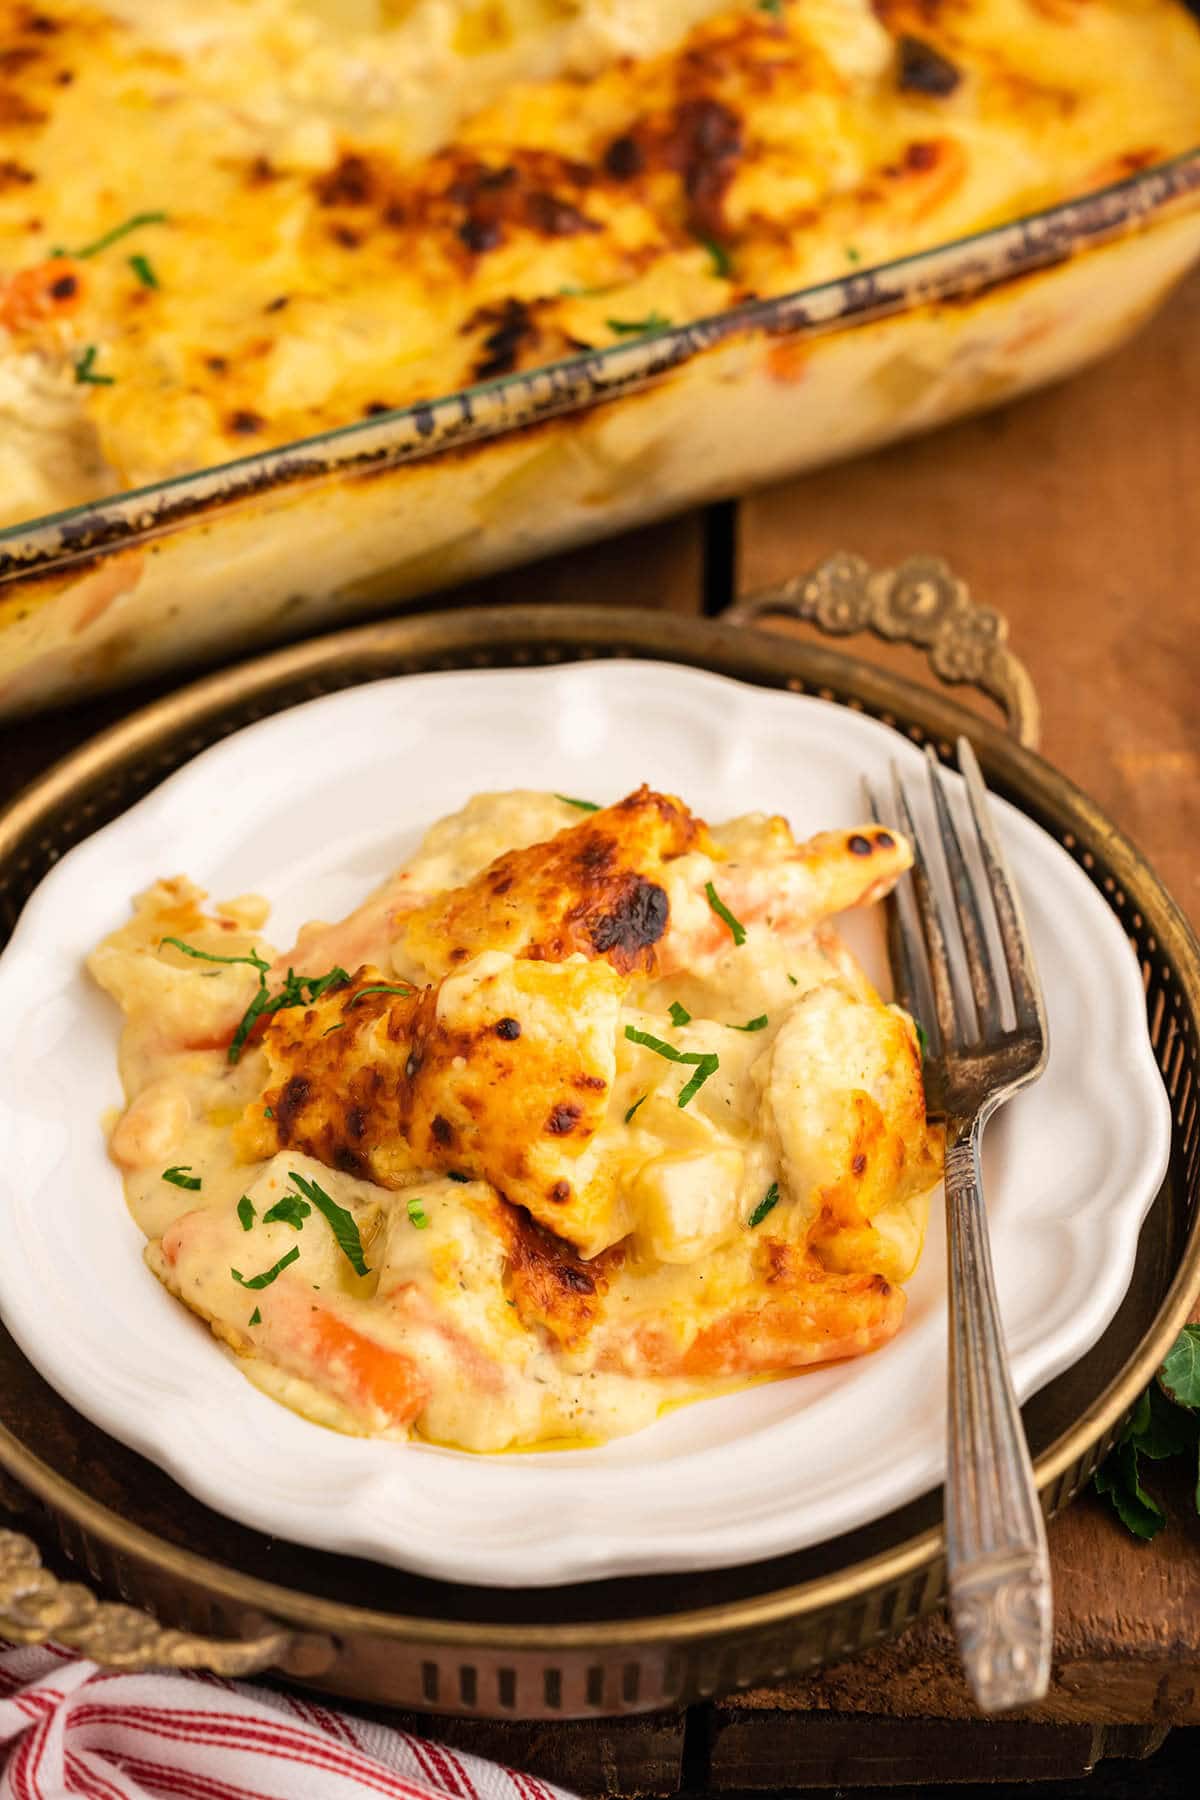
[237,954,632,1253]
[6,0,1199,522]
[402,783,706,980]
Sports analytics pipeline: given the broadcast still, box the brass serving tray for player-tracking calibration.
[1,571,1198,1719]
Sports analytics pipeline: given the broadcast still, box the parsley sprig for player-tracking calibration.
[263,1194,311,1230]
[749,1182,780,1228]
[54,210,168,260]
[701,237,732,278]
[288,1170,369,1276]
[607,312,671,336]
[624,1023,719,1108]
[704,881,747,946]
[74,344,114,385]
[1095,1324,1200,1540]
[232,1246,299,1290]
[347,983,415,1007]
[162,1165,201,1190]
[555,794,600,811]
[159,936,350,1063]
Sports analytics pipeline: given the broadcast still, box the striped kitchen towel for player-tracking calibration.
[1,1642,579,1800]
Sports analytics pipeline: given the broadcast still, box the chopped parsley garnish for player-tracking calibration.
[158,937,350,1063]
[128,252,158,288]
[346,983,416,1006]
[160,937,270,976]
[704,881,747,947]
[288,1170,369,1276]
[845,245,861,264]
[407,1197,430,1230]
[73,344,114,385]
[624,1024,688,1060]
[701,237,732,278]
[248,1307,262,1326]
[749,1183,780,1228]
[162,1165,201,1190]
[57,210,168,260]
[263,1194,311,1231]
[236,1195,255,1232]
[676,1054,719,1108]
[914,1018,929,1056]
[231,963,352,1061]
[758,0,783,14]
[730,1014,768,1033]
[555,794,600,811]
[231,1246,300,1290]
[322,1022,345,1036]
[787,973,798,986]
[624,1094,648,1124]
[264,1106,274,1120]
[606,312,671,336]
[668,1001,692,1027]
[623,1024,720,1109]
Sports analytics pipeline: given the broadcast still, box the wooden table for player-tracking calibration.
[3,266,1199,1796]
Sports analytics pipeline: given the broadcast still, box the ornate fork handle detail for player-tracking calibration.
[943,1125,1053,1712]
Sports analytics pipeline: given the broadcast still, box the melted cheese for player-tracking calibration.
[90,785,943,1451]
[2,0,1199,526]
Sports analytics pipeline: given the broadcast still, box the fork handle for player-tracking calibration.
[943,1117,1053,1713]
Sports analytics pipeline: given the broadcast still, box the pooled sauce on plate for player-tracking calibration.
[91,786,943,1451]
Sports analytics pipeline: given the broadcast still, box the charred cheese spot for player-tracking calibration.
[403,785,703,980]
[546,1102,582,1135]
[499,1204,622,1351]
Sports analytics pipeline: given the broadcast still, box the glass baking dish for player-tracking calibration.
[1,147,1198,720]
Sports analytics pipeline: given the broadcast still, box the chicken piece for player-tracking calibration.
[268,791,591,983]
[87,877,274,1066]
[756,980,941,1283]
[401,784,706,981]
[656,814,912,974]
[235,952,632,1255]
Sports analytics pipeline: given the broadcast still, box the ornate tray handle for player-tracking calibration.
[0,1529,307,1676]
[727,553,1041,750]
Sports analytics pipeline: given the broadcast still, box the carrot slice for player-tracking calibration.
[306,1306,431,1427]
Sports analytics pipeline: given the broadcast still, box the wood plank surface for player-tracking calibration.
[735,266,1200,918]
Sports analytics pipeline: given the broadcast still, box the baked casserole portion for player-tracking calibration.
[92,786,943,1450]
[1,0,1199,528]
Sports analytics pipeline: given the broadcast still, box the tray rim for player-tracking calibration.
[2,600,1199,1657]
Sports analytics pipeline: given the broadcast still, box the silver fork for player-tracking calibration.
[865,735,1052,1714]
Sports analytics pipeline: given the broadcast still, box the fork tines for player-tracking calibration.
[865,738,1046,1070]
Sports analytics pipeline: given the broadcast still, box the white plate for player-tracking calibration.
[0,661,1170,1588]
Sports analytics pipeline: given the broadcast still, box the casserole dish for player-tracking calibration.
[0,0,1198,720]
